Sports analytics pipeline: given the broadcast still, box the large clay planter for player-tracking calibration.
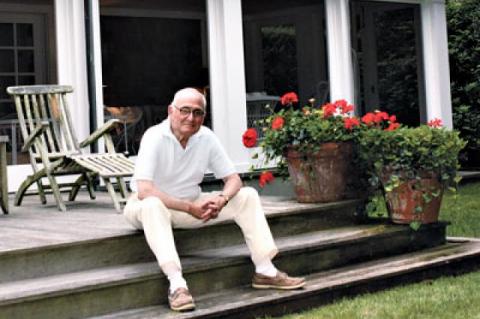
[381,171,444,224]
[285,142,353,203]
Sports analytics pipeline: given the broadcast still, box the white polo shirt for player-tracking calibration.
[131,118,236,200]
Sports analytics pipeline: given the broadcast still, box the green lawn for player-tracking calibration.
[277,181,480,319]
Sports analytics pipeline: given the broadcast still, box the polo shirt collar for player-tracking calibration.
[159,118,206,145]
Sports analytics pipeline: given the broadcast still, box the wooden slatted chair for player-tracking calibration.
[6,85,134,212]
[0,135,8,214]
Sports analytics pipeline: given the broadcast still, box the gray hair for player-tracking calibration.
[171,88,207,109]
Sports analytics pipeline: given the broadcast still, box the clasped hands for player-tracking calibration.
[188,195,227,222]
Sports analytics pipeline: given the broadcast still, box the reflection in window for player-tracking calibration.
[17,23,33,46]
[100,0,209,155]
[261,25,298,96]
[242,0,328,133]
[351,1,425,126]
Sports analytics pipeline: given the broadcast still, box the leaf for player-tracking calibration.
[410,221,421,231]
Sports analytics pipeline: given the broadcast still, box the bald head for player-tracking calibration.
[172,88,207,110]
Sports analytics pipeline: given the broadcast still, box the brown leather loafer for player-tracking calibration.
[252,271,306,290]
[168,287,195,311]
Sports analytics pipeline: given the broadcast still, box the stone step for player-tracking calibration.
[92,238,480,319]
[0,223,446,319]
[0,199,361,283]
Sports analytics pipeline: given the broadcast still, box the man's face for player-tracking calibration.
[168,93,205,138]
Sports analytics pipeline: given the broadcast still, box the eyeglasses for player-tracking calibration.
[173,104,206,118]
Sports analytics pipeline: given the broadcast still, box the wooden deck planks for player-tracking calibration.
[0,191,351,254]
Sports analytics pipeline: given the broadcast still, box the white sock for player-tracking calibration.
[167,271,188,294]
[255,259,278,277]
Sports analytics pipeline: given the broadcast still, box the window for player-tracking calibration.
[0,9,51,165]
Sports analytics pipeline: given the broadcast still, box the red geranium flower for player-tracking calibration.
[385,122,400,131]
[428,118,443,128]
[335,99,348,108]
[259,171,275,188]
[242,128,257,148]
[335,100,354,114]
[280,92,299,106]
[271,116,285,130]
[374,111,389,123]
[361,113,376,125]
[322,103,337,118]
[344,117,360,130]
[389,115,397,123]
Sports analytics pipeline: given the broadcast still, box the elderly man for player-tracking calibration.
[124,88,305,312]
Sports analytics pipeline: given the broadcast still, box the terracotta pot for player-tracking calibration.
[381,171,443,224]
[285,142,353,203]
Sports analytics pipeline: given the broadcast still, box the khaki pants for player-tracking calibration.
[123,187,278,274]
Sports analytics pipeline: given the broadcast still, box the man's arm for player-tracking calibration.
[136,180,213,220]
[206,173,242,211]
[221,173,242,201]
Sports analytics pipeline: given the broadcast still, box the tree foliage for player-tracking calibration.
[447,0,480,155]
[447,0,480,110]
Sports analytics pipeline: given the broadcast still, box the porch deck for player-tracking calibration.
[0,191,357,254]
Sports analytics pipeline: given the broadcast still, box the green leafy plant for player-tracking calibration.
[357,119,466,228]
[242,93,364,186]
[358,121,465,187]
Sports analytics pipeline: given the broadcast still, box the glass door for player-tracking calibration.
[350,1,426,126]
[242,0,329,137]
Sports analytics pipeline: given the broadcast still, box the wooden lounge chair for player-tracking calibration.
[0,135,8,214]
[6,85,134,212]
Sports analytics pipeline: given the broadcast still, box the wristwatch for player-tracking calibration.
[219,194,230,205]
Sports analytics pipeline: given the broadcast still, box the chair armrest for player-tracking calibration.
[21,121,49,152]
[80,119,121,148]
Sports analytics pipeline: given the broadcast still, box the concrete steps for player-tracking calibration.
[92,238,480,319]
[0,222,447,319]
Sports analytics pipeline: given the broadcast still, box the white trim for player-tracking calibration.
[91,0,106,153]
[207,0,251,173]
[54,0,91,141]
[420,0,452,128]
[325,0,355,105]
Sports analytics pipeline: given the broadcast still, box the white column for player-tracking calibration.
[54,0,91,141]
[325,0,355,105]
[90,0,106,152]
[421,0,453,128]
[207,0,251,172]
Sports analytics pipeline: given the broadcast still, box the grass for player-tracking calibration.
[275,181,480,319]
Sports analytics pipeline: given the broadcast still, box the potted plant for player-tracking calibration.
[241,93,394,203]
[357,117,466,228]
